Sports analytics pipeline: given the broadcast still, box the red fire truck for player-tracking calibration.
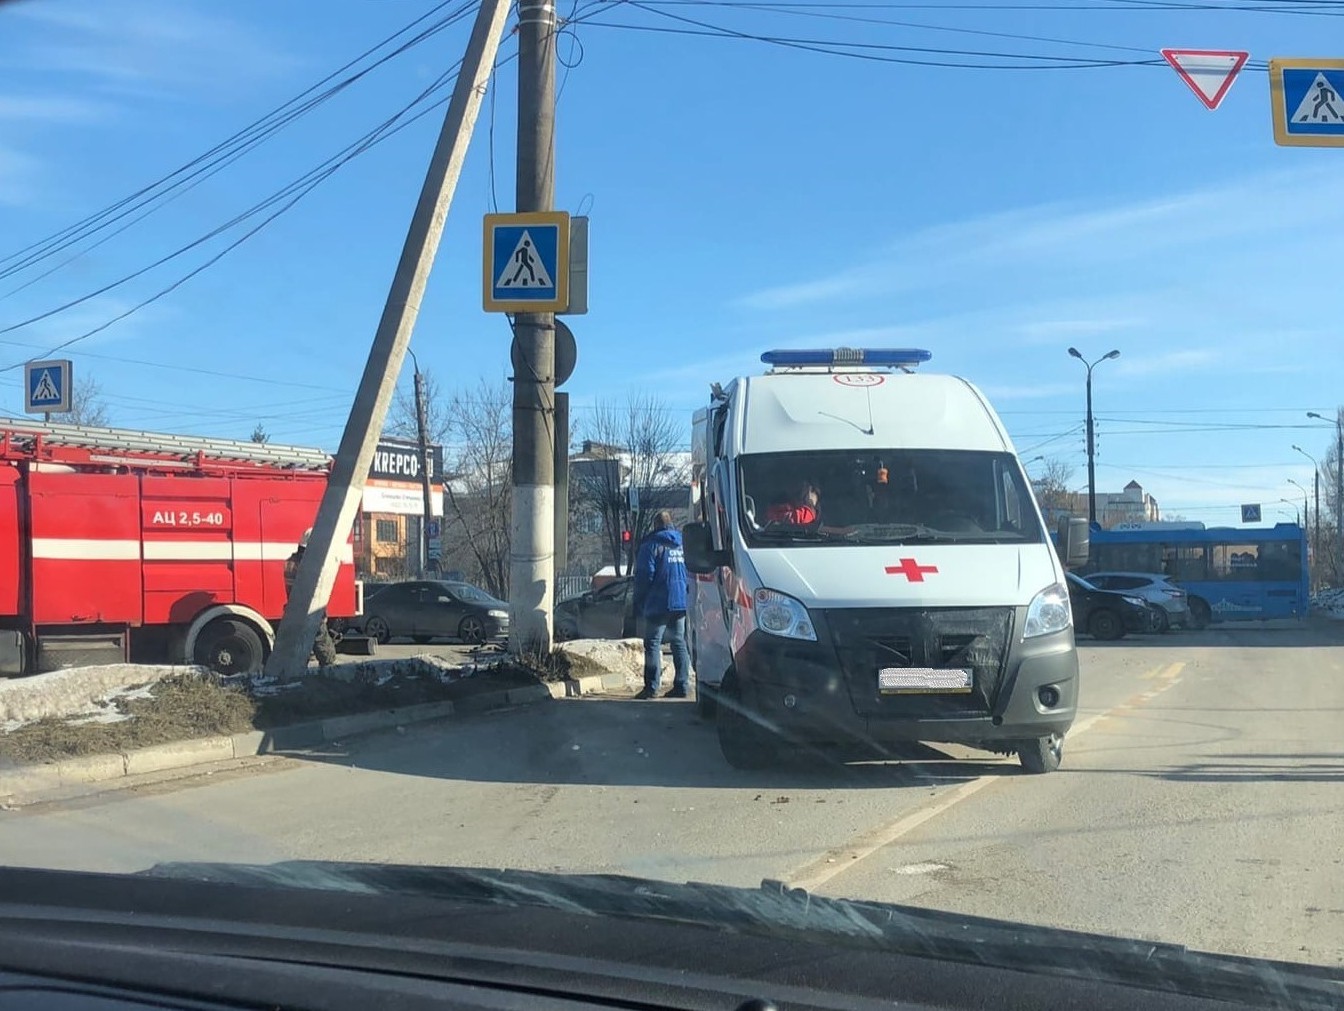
[0,420,359,677]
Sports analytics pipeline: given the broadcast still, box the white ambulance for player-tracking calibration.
[685,348,1089,774]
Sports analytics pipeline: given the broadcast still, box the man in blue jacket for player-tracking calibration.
[632,510,691,700]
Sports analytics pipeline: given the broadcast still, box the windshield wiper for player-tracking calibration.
[839,524,1029,545]
[837,523,956,544]
[750,526,833,542]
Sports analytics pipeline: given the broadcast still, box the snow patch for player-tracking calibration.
[1311,587,1344,620]
[0,664,203,727]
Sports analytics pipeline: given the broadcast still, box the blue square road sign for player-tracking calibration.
[1270,58,1344,147]
[24,359,73,414]
[482,212,569,313]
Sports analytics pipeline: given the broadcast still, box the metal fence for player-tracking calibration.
[556,575,589,602]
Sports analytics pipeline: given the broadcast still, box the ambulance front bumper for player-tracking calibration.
[729,606,1077,751]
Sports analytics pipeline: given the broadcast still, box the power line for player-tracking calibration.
[0,44,530,371]
[639,0,1344,12]
[637,0,1161,55]
[583,1,1174,69]
[0,0,479,289]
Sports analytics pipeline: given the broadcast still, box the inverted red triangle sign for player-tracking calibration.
[1161,48,1249,110]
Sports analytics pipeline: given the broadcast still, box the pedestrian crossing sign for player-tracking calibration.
[1270,58,1344,147]
[23,358,72,414]
[483,211,569,313]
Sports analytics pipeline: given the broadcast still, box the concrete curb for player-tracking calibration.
[0,680,563,805]
[563,671,631,696]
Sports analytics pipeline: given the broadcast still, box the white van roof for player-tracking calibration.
[736,370,1013,455]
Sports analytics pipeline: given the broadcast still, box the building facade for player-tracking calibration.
[353,437,444,580]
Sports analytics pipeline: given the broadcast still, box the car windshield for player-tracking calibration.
[443,582,494,603]
[1,1,1340,992]
[739,449,1043,546]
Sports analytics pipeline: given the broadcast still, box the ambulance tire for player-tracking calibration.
[1018,732,1063,775]
[696,683,717,721]
[716,672,779,770]
[195,618,265,676]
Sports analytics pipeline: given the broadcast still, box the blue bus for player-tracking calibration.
[1079,522,1309,627]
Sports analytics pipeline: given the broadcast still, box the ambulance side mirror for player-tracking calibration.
[683,522,729,574]
[1058,517,1090,569]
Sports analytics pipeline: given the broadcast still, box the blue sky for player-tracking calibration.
[0,0,1339,526]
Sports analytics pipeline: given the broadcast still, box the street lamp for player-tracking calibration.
[1279,499,1300,525]
[405,347,436,576]
[1292,444,1321,566]
[1307,411,1343,580]
[1287,478,1309,528]
[1068,347,1121,526]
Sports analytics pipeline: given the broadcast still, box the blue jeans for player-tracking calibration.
[644,611,690,693]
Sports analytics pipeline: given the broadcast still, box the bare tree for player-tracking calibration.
[439,377,512,598]
[1031,457,1076,523]
[388,367,450,445]
[573,394,688,575]
[55,377,110,427]
[1319,406,1343,585]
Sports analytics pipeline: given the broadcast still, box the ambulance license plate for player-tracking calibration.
[878,667,973,694]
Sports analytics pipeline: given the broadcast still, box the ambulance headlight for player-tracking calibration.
[1024,582,1072,639]
[754,588,817,641]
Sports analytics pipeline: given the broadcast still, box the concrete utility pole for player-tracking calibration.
[554,390,569,578]
[509,0,559,654]
[410,351,437,574]
[265,0,511,678]
[1068,347,1120,526]
[1295,445,1321,582]
[1310,411,1344,581]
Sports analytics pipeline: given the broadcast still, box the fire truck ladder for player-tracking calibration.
[0,419,332,470]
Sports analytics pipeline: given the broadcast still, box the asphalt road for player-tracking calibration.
[2,622,1341,969]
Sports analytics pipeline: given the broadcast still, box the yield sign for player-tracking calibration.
[1161,49,1249,110]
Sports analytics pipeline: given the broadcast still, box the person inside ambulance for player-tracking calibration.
[284,529,339,667]
[764,480,821,527]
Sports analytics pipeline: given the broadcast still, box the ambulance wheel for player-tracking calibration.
[716,672,778,770]
[696,683,718,721]
[1018,733,1063,775]
[195,618,264,676]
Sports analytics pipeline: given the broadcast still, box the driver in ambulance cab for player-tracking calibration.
[765,480,821,526]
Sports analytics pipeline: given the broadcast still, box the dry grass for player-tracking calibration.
[1,662,543,767]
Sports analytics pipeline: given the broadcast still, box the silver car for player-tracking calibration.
[1084,572,1191,631]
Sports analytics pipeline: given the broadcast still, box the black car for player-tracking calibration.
[1065,572,1151,641]
[355,580,509,644]
[554,577,638,641]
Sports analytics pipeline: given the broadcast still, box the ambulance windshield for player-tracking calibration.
[738,449,1046,547]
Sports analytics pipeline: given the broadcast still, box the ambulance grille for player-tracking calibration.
[826,607,1013,718]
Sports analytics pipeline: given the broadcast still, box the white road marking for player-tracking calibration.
[785,660,1185,892]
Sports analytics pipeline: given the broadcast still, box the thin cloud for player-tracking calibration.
[0,147,39,206]
[0,96,109,123]
[980,382,1077,401]
[734,167,1341,313]
[1013,318,1138,345]
[10,0,297,98]
[1112,349,1217,377]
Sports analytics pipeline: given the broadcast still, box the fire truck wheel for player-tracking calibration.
[195,618,265,676]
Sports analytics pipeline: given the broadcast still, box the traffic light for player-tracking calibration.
[621,529,631,544]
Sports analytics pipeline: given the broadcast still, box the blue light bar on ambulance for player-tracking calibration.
[760,347,933,368]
